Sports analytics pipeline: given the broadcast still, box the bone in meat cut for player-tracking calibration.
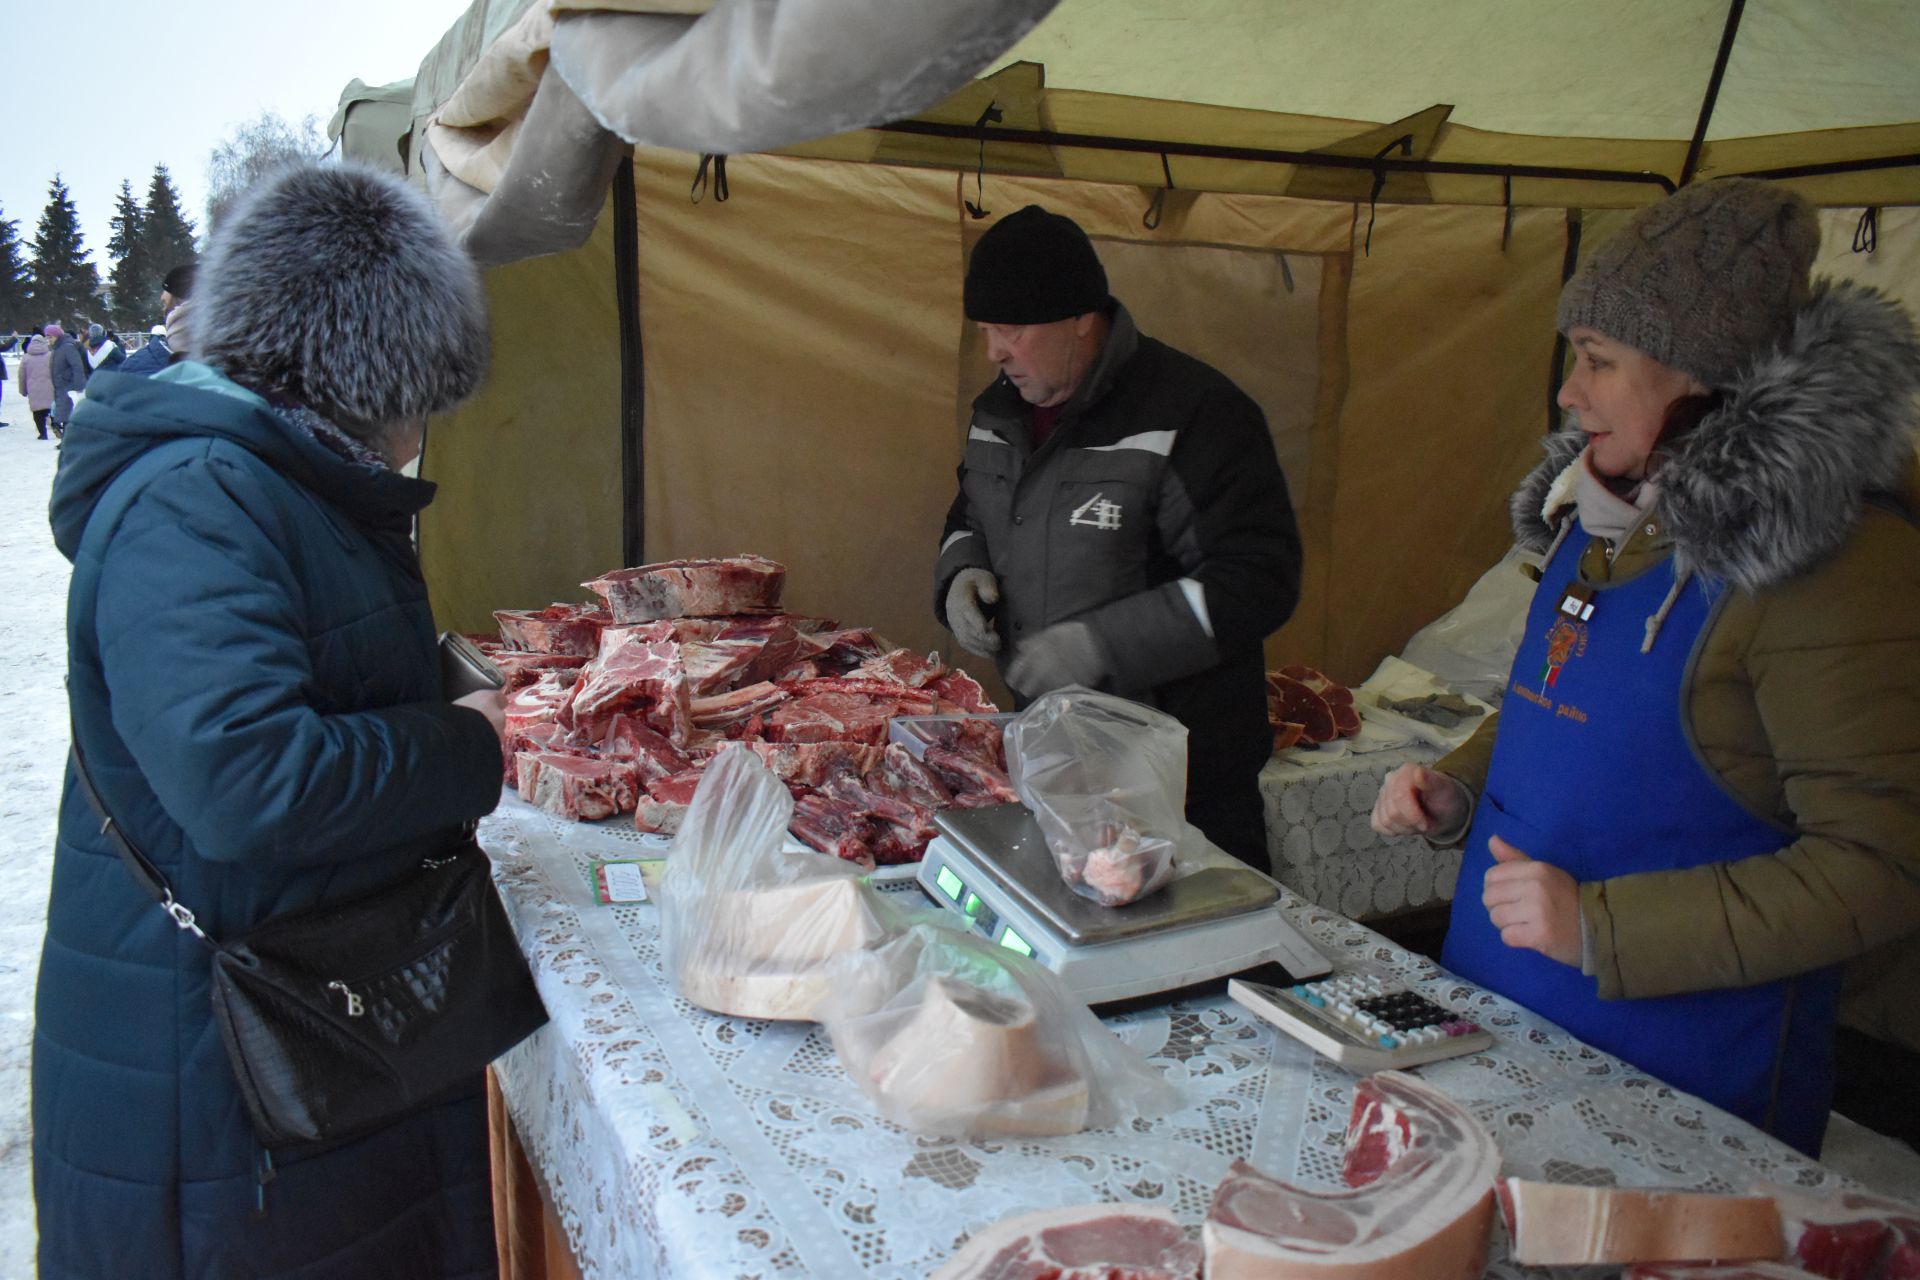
[932,1203,1202,1280]
[1203,1070,1501,1279]
[583,555,785,622]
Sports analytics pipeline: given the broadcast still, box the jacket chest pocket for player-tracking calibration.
[1046,472,1154,602]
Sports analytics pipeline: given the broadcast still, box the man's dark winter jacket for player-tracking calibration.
[935,304,1301,860]
[36,364,504,1279]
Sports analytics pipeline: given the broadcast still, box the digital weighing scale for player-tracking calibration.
[916,804,1330,1005]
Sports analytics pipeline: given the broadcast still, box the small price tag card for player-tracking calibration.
[593,859,661,905]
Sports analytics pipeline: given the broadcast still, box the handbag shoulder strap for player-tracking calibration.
[67,436,221,947]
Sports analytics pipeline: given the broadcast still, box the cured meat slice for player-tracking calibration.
[583,555,785,622]
[516,752,640,821]
[1760,1184,1920,1280]
[746,741,883,788]
[924,746,1019,805]
[1629,1265,1827,1279]
[933,1204,1202,1280]
[1267,673,1337,744]
[690,681,789,729]
[790,791,879,866]
[1204,1070,1501,1280]
[493,602,611,655]
[852,647,948,687]
[1498,1179,1784,1268]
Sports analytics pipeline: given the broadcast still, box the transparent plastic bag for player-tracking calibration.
[1002,688,1188,906]
[821,921,1180,1137]
[659,744,897,1020]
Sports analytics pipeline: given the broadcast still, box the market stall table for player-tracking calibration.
[1260,737,1459,920]
[480,790,1850,1280]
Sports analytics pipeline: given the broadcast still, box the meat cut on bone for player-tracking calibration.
[1203,1070,1501,1279]
[584,555,786,622]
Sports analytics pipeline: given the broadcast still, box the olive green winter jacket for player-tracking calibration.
[1438,281,1920,1056]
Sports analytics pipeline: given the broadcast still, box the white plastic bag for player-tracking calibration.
[1398,544,1541,706]
[1002,688,1188,906]
[821,921,1180,1137]
[659,744,897,1020]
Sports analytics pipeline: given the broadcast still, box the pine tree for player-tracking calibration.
[107,180,153,329]
[0,206,30,334]
[141,165,199,294]
[28,175,101,329]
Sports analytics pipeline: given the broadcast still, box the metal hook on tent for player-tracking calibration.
[1362,134,1413,256]
[1279,253,1294,294]
[690,154,729,204]
[1501,174,1515,252]
[963,102,1003,220]
[1853,207,1879,254]
[1142,154,1175,230]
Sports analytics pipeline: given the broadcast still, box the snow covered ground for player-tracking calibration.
[0,377,1915,1274]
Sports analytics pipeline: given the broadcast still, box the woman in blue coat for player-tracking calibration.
[36,164,505,1279]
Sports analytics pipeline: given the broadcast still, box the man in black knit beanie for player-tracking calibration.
[933,204,1303,868]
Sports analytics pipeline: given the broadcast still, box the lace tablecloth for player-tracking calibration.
[480,791,1845,1280]
[1260,740,1460,919]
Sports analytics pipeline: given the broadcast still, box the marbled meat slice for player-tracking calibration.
[932,1203,1202,1280]
[852,647,948,687]
[492,602,611,655]
[691,681,789,729]
[1204,1070,1501,1279]
[1499,1179,1784,1268]
[583,555,785,623]
[516,752,640,822]
[789,791,878,866]
[1758,1183,1920,1280]
[1267,674,1337,744]
[924,746,1018,805]
[746,741,883,788]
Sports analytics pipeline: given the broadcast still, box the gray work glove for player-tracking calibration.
[944,567,1002,656]
[1005,620,1110,698]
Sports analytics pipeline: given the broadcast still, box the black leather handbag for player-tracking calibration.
[71,739,548,1150]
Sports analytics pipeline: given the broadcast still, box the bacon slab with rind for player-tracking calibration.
[1498,1178,1784,1268]
[932,1203,1202,1280]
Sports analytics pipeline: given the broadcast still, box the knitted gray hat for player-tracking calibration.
[195,163,488,428]
[1556,178,1819,389]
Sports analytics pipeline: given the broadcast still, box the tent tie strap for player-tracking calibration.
[690,154,730,204]
[1142,153,1176,229]
[963,101,1003,219]
[1853,207,1879,254]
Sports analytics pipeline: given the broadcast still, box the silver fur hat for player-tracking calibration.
[1556,177,1820,389]
[195,163,488,427]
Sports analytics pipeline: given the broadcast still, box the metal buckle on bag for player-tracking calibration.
[160,891,210,942]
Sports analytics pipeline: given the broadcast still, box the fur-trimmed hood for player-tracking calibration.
[1512,279,1920,593]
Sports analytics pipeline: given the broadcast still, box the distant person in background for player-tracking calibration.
[44,325,88,440]
[83,323,125,377]
[17,333,54,438]
[160,261,196,362]
[117,323,172,378]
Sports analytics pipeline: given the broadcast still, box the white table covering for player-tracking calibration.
[481,791,1847,1280]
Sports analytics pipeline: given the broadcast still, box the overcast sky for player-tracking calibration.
[5,2,475,305]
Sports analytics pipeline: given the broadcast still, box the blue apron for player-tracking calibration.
[1442,520,1839,1155]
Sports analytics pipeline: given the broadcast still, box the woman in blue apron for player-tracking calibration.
[1373,178,1920,1158]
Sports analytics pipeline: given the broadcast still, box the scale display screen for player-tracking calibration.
[998,928,1033,957]
[935,865,964,902]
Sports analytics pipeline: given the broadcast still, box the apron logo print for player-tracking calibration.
[1069,492,1124,530]
[1541,617,1588,688]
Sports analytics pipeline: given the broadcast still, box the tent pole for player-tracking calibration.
[872,120,1677,196]
[1679,0,1747,187]
[1547,210,1583,435]
[614,153,646,569]
[1726,152,1920,182]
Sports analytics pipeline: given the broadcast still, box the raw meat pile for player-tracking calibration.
[476,555,1014,865]
[1266,664,1361,751]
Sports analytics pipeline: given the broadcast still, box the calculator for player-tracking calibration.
[1228,973,1494,1072]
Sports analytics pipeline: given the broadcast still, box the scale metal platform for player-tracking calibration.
[916,804,1330,1005]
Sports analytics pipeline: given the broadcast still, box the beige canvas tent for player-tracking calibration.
[334,0,1920,699]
